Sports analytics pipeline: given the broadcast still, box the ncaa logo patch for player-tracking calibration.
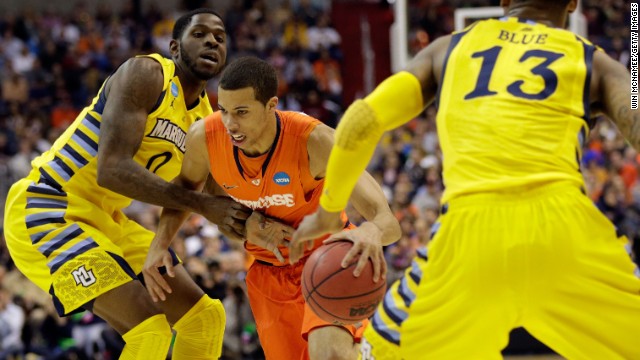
[273,172,290,186]
[171,82,179,97]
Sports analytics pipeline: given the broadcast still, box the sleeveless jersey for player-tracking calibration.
[205,110,336,264]
[436,17,598,203]
[31,54,213,213]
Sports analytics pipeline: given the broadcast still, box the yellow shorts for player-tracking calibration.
[362,183,640,360]
[4,174,168,316]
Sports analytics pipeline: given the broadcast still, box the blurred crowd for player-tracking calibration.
[0,0,635,359]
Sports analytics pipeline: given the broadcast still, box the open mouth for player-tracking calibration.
[230,133,246,145]
[200,54,218,65]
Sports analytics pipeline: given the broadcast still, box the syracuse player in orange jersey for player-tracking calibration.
[142,56,401,360]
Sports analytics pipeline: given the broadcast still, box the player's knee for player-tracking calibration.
[121,314,172,360]
[172,295,225,359]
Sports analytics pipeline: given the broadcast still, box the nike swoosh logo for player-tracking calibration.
[222,184,238,190]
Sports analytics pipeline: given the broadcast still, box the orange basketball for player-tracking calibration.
[302,241,387,325]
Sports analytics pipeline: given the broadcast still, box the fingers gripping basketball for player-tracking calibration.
[302,241,387,325]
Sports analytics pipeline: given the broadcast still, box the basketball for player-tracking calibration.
[302,240,387,325]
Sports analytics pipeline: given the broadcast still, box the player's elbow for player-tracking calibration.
[96,167,113,189]
[384,218,402,246]
[96,157,119,189]
[334,100,383,152]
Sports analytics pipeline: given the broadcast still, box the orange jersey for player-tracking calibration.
[204,110,342,264]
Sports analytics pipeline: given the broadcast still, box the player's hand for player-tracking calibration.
[142,241,175,302]
[200,196,252,242]
[245,211,293,263]
[324,222,386,283]
[290,207,344,264]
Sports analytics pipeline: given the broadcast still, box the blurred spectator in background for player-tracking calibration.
[0,284,25,359]
[222,281,262,359]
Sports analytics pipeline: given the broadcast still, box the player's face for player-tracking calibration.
[175,14,227,80]
[218,87,278,156]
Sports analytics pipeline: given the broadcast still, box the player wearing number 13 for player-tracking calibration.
[3,9,249,360]
[292,0,640,359]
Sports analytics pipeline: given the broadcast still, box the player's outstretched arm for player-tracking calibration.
[96,58,214,213]
[592,50,640,150]
[317,36,448,214]
[142,120,213,302]
[348,172,401,247]
[290,124,345,263]
[292,37,449,259]
[328,172,401,282]
[291,124,400,282]
[201,174,252,242]
[142,121,250,301]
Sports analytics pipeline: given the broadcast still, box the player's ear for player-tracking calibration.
[267,96,279,111]
[169,39,179,58]
[567,0,577,13]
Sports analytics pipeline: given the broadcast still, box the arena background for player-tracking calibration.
[0,0,633,359]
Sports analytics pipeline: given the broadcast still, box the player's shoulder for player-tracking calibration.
[116,56,164,81]
[573,33,604,54]
[136,53,173,66]
[94,55,166,114]
[188,116,207,133]
[413,33,454,65]
[203,110,222,121]
[278,110,321,134]
[199,110,225,133]
[307,122,333,149]
[279,110,320,124]
[108,56,165,100]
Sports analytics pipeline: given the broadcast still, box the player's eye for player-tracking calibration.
[215,35,224,43]
[237,110,248,115]
[193,32,204,38]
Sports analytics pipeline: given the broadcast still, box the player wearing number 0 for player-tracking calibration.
[3,9,251,360]
[292,0,640,359]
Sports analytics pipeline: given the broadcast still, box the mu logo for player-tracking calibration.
[72,265,96,287]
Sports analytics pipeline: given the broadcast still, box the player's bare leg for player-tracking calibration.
[308,326,359,360]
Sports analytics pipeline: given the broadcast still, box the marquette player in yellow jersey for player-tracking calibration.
[3,9,250,360]
[293,0,640,359]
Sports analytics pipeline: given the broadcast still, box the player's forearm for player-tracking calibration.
[320,112,383,212]
[97,159,207,213]
[319,72,424,212]
[154,208,192,249]
[609,92,640,151]
[368,212,401,246]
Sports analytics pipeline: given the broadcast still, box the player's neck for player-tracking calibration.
[242,115,278,157]
[174,63,207,106]
[505,6,567,28]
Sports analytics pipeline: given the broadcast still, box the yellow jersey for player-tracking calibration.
[31,54,213,213]
[437,17,597,203]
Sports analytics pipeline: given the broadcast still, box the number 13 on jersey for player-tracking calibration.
[465,46,564,101]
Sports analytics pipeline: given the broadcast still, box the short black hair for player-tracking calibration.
[172,8,224,40]
[219,57,278,106]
